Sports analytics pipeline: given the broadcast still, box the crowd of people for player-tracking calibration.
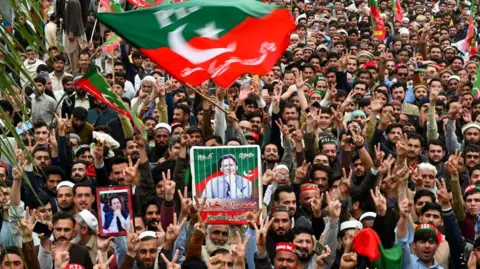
[1,0,480,268]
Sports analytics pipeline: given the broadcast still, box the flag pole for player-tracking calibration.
[90,4,101,43]
[112,50,116,83]
[186,83,237,120]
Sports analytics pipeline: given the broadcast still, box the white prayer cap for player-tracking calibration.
[359,212,377,222]
[274,164,290,173]
[142,76,156,83]
[155,123,172,134]
[340,220,363,232]
[57,181,75,191]
[78,210,98,231]
[139,231,157,240]
[399,28,409,35]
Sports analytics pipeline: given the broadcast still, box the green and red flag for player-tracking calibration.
[468,4,478,55]
[127,0,164,8]
[74,69,146,136]
[352,228,403,269]
[103,32,122,54]
[473,64,480,99]
[369,0,387,40]
[100,0,123,12]
[95,0,295,88]
[392,0,404,22]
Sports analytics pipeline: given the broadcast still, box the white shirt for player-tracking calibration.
[50,71,72,93]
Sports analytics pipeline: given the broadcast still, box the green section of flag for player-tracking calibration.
[370,244,403,269]
[473,66,480,99]
[95,0,277,49]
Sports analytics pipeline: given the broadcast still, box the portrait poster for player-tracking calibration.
[190,145,262,225]
[96,186,133,237]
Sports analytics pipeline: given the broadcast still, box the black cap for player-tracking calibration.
[72,107,88,121]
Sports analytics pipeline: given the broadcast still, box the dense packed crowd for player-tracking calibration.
[1,0,480,268]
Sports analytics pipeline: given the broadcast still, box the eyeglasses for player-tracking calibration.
[466,155,480,159]
[275,173,290,179]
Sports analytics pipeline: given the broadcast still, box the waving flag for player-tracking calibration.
[353,228,403,269]
[369,0,387,40]
[95,0,295,88]
[74,69,146,136]
[393,0,404,22]
[103,32,122,53]
[127,0,164,8]
[100,0,123,12]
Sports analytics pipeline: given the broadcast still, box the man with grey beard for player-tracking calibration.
[201,225,231,263]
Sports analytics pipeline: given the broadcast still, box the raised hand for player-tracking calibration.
[352,129,364,148]
[231,231,251,267]
[395,133,408,158]
[398,198,411,219]
[410,167,423,187]
[378,154,395,176]
[306,111,320,133]
[294,161,310,184]
[178,187,192,221]
[126,220,140,257]
[262,166,275,185]
[94,250,115,269]
[162,170,176,202]
[92,141,105,162]
[189,196,207,225]
[463,108,472,123]
[160,249,181,269]
[340,133,353,152]
[26,136,40,154]
[292,123,305,144]
[395,166,411,184]
[245,208,260,230]
[447,102,462,120]
[445,150,461,178]
[54,251,70,269]
[97,236,113,252]
[55,114,68,135]
[254,216,275,254]
[370,99,384,113]
[180,133,191,147]
[436,178,450,208]
[370,186,387,216]
[310,193,324,218]
[123,156,140,184]
[19,207,36,239]
[340,168,352,198]
[275,119,290,139]
[373,143,385,168]
[165,213,187,244]
[295,72,305,89]
[326,191,341,221]
[340,252,358,269]
[316,245,332,269]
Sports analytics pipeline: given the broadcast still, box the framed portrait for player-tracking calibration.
[190,145,262,225]
[96,186,134,237]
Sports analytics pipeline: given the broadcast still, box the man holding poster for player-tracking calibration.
[201,154,253,199]
[191,145,261,225]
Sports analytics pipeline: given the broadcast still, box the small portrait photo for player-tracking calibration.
[96,186,133,237]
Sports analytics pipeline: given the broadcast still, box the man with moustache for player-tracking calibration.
[56,181,76,214]
[120,231,160,269]
[427,140,447,180]
[38,212,93,269]
[62,78,96,117]
[201,225,231,262]
[73,182,95,213]
[71,160,89,183]
[148,123,172,163]
[292,227,317,268]
[265,206,294,263]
